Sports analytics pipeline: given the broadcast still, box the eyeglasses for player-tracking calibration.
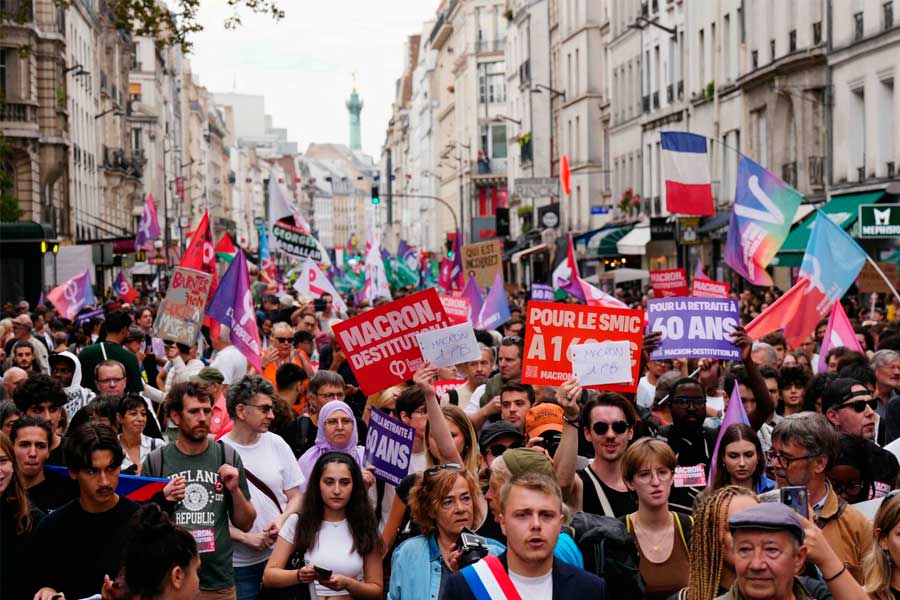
[765,450,819,467]
[834,398,878,414]
[592,420,630,435]
[634,468,673,484]
[424,463,462,479]
[670,396,706,407]
[274,336,293,344]
[316,392,345,401]
[830,480,863,496]
[485,441,523,457]
[324,417,353,428]
[97,377,126,386]
[248,403,274,414]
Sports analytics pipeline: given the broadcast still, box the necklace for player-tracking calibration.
[632,514,672,553]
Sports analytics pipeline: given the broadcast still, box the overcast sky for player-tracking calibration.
[187,1,438,159]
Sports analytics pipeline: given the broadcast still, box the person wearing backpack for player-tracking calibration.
[221,376,303,600]
[621,438,692,599]
[143,381,256,600]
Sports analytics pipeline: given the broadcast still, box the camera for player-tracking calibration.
[455,528,490,569]
[313,298,327,312]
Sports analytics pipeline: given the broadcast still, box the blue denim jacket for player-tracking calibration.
[388,534,506,600]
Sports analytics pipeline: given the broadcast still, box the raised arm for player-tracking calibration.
[414,361,463,465]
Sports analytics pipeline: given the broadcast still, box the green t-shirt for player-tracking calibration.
[77,341,144,393]
[143,441,251,590]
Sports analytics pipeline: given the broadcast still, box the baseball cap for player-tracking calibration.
[728,502,805,544]
[502,448,555,477]
[525,403,564,438]
[478,421,525,449]
[124,326,145,343]
[12,314,33,328]
[193,367,225,385]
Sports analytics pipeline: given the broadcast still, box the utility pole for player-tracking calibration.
[386,149,393,245]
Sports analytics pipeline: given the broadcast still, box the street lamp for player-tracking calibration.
[530,84,566,99]
[628,16,677,38]
[94,104,124,119]
[493,114,522,125]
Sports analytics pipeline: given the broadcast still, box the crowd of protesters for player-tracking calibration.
[0,275,899,600]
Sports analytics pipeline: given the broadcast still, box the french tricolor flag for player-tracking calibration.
[661,131,715,216]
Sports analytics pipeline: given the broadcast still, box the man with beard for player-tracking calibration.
[447,344,493,412]
[6,340,40,374]
[28,423,138,600]
[48,351,95,419]
[143,381,256,599]
[468,336,524,430]
[5,314,49,373]
[770,412,871,582]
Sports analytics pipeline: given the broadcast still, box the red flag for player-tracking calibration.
[560,155,571,195]
[179,211,219,333]
[745,278,818,348]
[113,272,139,303]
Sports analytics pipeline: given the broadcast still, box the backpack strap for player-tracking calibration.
[244,467,283,513]
[146,445,165,478]
[216,439,238,467]
[582,467,615,517]
[673,512,693,552]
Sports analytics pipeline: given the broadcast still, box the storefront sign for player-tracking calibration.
[647,298,740,361]
[859,204,900,238]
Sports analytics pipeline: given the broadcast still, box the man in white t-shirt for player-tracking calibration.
[442,472,608,600]
[635,358,673,409]
[210,327,249,387]
[222,375,303,599]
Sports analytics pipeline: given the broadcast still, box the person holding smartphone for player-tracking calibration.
[263,452,383,599]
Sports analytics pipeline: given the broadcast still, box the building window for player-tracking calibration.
[751,50,758,70]
[851,87,865,179]
[813,21,822,44]
[885,2,894,30]
[0,50,7,99]
[478,62,505,104]
[131,128,142,153]
[490,123,507,159]
[854,12,864,41]
[769,39,776,62]
[789,29,797,52]
[752,108,768,167]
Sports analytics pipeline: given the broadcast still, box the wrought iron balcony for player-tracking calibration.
[781,161,797,187]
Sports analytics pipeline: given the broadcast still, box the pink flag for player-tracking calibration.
[709,384,751,483]
[47,270,94,319]
[135,194,161,251]
[817,302,863,373]
[294,259,348,314]
[580,279,628,308]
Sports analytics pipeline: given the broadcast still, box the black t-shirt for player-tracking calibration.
[28,497,139,599]
[27,469,79,513]
[47,442,66,466]
[577,466,638,517]
[1,505,44,600]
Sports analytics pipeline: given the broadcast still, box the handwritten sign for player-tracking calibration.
[152,267,211,345]
[857,261,899,294]
[647,298,740,361]
[364,408,416,486]
[691,278,730,298]
[521,302,644,393]
[674,465,707,488]
[439,294,471,324]
[417,322,481,368]
[650,268,689,297]
[461,240,502,289]
[571,341,633,386]
[332,288,451,395]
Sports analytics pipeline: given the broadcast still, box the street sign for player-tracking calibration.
[253,216,265,227]
[590,206,610,215]
[859,204,900,238]
[538,204,560,229]
[515,177,560,198]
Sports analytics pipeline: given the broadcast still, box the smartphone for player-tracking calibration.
[314,298,327,312]
[314,566,332,580]
[780,486,809,519]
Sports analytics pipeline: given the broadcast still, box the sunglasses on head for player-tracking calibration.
[592,420,629,435]
[424,463,462,479]
[485,441,523,457]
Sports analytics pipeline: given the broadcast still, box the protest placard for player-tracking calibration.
[363,408,415,487]
[272,221,327,263]
[461,240,502,289]
[439,294,471,324]
[531,284,554,301]
[434,379,466,398]
[691,277,730,298]
[152,267,212,345]
[647,297,740,361]
[417,322,481,368]
[521,301,644,393]
[571,341,633,386]
[332,288,451,395]
[650,268,689,297]
[674,464,707,488]
[857,261,898,294]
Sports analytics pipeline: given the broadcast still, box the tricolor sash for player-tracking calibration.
[460,555,522,600]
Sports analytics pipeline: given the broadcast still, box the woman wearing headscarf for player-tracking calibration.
[297,400,374,493]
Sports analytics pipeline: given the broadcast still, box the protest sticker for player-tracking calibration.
[674,465,708,488]
[417,322,481,368]
[531,284,554,301]
[647,297,740,361]
[153,267,212,345]
[364,408,415,487]
[650,268,689,297]
[521,301,645,393]
[461,240,502,289]
[439,294,471,324]
[332,288,451,395]
[691,277,730,298]
[435,379,466,398]
[571,341,633,386]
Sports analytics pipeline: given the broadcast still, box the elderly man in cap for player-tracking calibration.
[5,314,49,374]
[718,502,866,600]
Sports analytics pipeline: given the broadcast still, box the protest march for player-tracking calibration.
[4,136,899,600]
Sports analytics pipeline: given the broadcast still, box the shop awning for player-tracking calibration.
[778,191,885,255]
[617,226,651,255]
[587,225,633,257]
[585,268,650,284]
[511,243,549,264]
[698,211,731,233]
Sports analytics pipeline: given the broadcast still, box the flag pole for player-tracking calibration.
[864,255,900,303]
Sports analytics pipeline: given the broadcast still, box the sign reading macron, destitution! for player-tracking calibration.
[521,301,645,394]
[332,288,451,395]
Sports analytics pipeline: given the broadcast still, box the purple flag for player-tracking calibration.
[205,248,262,371]
[461,274,484,324]
[561,276,587,303]
[476,270,510,330]
[135,194,161,251]
[47,270,94,319]
[709,384,750,483]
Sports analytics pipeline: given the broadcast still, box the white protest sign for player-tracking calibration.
[416,322,481,368]
[570,341,633,386]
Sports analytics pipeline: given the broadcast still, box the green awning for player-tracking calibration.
[587,225,633,257]
[776,191,884,257]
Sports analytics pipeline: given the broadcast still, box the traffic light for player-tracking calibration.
[445,232,455,258]
[371,185,380,205]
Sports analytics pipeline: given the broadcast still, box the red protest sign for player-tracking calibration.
[434,379,466,398]
[521,301,644,393]
[691,277,730,298]
[650,268,689,297]
[439,294,471,324]
[333,288,451,395]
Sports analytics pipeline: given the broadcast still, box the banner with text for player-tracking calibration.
[439,294,471,324]
[153,267,212,345]
[435,379,466,398]
[364,408,415,487]
[272,220,327,263]
[333,288,450,395]
[521,301,644,393]
[647,297,740,361]
[650,268,689,297]
[461,240,502,289]
[531,284,555,301]
[691,277,730,298]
